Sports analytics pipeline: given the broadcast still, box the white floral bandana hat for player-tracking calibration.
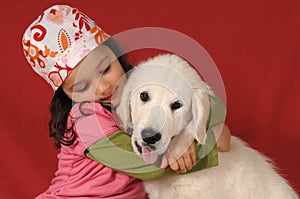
[22,4,110,90]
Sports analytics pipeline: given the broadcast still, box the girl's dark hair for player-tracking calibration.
[49,38,133,148]
[49,87,74,148]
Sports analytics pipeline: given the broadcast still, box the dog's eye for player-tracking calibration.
[170,101,182,110]
[140,91,149,102]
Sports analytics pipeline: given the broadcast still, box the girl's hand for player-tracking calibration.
[169,141,196,173]
[161,123,231,172]
[161,141,196,173]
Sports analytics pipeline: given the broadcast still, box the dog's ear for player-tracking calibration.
[115,86,132,134]
[190,87,211,144]
[112,73,133,135]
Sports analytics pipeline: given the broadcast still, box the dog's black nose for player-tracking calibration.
[141,128,161,145]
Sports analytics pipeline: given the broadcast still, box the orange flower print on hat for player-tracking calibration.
[22,5,110,90]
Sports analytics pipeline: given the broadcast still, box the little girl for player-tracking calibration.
[22,4,231,198]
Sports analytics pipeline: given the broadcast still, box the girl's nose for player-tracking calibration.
[96,80,110,94]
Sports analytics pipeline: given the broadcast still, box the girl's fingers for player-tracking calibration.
[182,145,196,171]
[176,157,187,173]
[168,141,197,172]
[169,159,179,171]
[182,154,193,171]
[160,155,169,168]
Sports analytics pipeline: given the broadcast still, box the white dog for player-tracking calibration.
[115,54,298,199]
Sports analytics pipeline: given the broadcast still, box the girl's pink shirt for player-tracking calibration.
[36,103,146,199]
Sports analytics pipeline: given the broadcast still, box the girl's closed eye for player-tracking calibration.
[78,83,90,92]
[73,82,90,93]
[99,65,111,75]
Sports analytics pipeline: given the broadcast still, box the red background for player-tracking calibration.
[1,0,299,198]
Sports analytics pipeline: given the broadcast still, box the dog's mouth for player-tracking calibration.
[135,141,160,164]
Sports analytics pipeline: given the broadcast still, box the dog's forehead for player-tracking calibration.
[134,83,191,102]
[128,64,194,98]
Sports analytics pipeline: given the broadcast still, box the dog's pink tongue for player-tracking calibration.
[142,146,159,164]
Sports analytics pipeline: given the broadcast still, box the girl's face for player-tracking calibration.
[61,45,125,103]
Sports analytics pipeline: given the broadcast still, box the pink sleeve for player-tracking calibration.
[70,103,120,153]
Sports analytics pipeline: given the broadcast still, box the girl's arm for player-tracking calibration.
[86,94,226,180]
[214,123,231,152]
[86,128,218,180]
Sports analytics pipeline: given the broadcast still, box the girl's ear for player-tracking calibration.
[190,87,211,144]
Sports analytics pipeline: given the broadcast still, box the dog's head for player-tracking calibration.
[113,54,211,164]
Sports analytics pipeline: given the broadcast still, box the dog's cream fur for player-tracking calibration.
[115,54,298,199]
